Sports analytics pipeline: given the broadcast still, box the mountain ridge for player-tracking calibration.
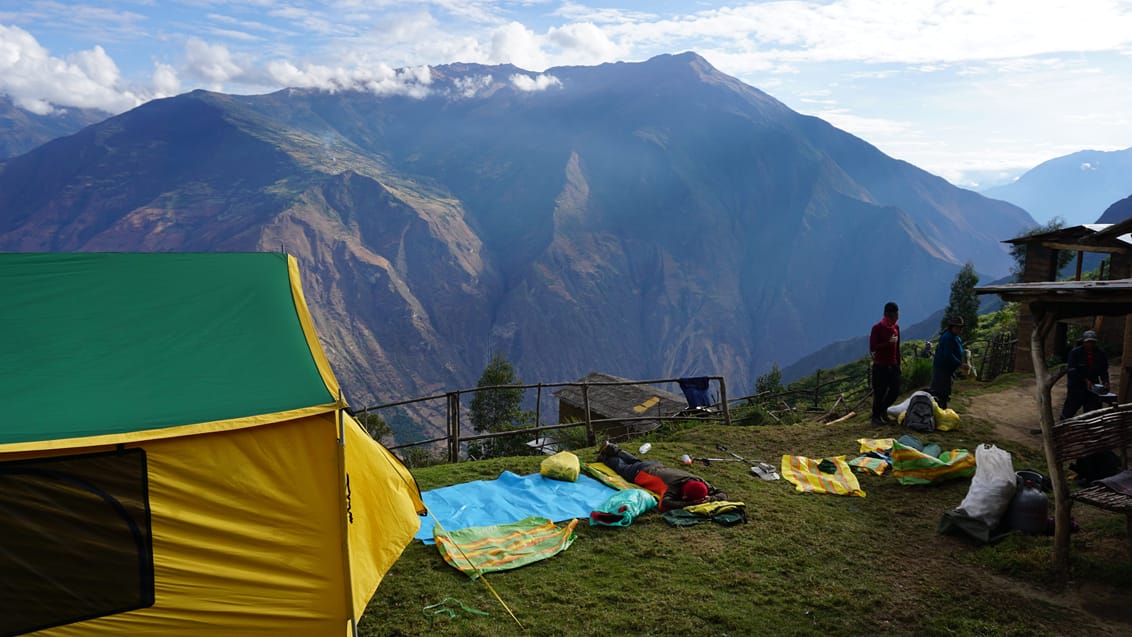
[982,147,1132,226]
[0,53,1034,435]
[0,94,110,160]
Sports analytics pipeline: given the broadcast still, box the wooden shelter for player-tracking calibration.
[554,372,689,440]
[975,277,1132,573]
[1004,223,1132,373]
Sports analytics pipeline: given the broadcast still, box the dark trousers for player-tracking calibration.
[602,449,658,483]
[929,366,955,409]
[1061,391,1101,420]
[872,364,901,419]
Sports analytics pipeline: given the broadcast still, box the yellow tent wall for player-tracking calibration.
[0,253,424,636]
[8,413,423,636]
[343,414,427,617]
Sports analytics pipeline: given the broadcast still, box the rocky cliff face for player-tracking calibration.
[0,53,1033,437]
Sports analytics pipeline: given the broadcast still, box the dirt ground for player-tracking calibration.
[965,370,1131,633]
[969,365,1126,451]
[967,374,1067,451]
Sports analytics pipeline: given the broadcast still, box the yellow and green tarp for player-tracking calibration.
[0,252,425,637]
[781,454,866,497]
[434,516,579,577]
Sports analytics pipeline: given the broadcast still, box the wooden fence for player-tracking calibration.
[358,376,729,463]
[361,333,1016,464]
[740,333,1017,421]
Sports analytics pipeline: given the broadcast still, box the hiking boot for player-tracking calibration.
[597,440,620,459]
[870,416,887,427]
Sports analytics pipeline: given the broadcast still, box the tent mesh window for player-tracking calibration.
[0,448,155,636]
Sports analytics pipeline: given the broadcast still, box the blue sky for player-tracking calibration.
[3,1,1132,188]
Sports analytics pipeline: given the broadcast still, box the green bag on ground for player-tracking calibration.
[589,489,657,527]
[891,440,975,485]
[664,501,749,526]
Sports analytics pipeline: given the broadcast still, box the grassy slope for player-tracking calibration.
[361,373,1130,637]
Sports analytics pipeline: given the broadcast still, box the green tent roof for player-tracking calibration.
[0,252,338,446]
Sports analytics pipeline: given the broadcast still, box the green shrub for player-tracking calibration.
[904,357,933,390]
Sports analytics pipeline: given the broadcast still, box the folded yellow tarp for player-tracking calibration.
[781,455,865,497]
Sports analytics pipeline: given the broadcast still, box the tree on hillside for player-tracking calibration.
[755,363,783,395]
[468,353,531,458]
[1010,217,1073,278]
[357,410,392,442]
[943,262,980,331]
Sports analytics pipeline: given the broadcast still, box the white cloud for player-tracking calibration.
[152,62,181,98]
[610,0,1132,70]
[510,72,561,91]
[547,22,623,62]
[72,46,119,87]
[0,23,140,113]
[490,21,546,68]
[266,59,432,97]
[428,0,506,24]
[204,28,263,43]
[812,108,916,138]
[553,1,658,24]
[453,74,493,98]
[185,38,243,84]
[483,20,628,70]
[6,0,1132,182]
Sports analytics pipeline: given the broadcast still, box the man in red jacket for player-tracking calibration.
[869,301,901,426]
[596,442,726,512]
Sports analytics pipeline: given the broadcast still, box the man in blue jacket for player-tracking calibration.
[930,316,969,409]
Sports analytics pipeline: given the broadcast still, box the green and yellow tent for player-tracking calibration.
[0,252,425,636]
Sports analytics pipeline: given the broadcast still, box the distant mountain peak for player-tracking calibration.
[0,54,1034,417]
[982,146,1132,226]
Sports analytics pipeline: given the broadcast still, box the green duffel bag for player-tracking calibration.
[589,488,657,527]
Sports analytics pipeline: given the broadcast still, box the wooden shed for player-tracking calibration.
[976,276,1132,573]
[1004,222,1132,373]
[554,372,688,440]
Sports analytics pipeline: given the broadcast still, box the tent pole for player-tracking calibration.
[336,393,360,636]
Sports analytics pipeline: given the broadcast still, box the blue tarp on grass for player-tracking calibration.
[414,470,617,544]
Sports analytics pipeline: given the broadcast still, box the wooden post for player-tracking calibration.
[719,377,731,426]
[1031,310,1071,575]
[1120,318,1132,404]
[534,383,542,450]
[446,392,458,463]
[814,370,821,409]
[582,384,594,446]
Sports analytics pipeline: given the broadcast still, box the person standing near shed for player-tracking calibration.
[930,316,969,409]
[869,302,901,426]
[1061,330,1110,420]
